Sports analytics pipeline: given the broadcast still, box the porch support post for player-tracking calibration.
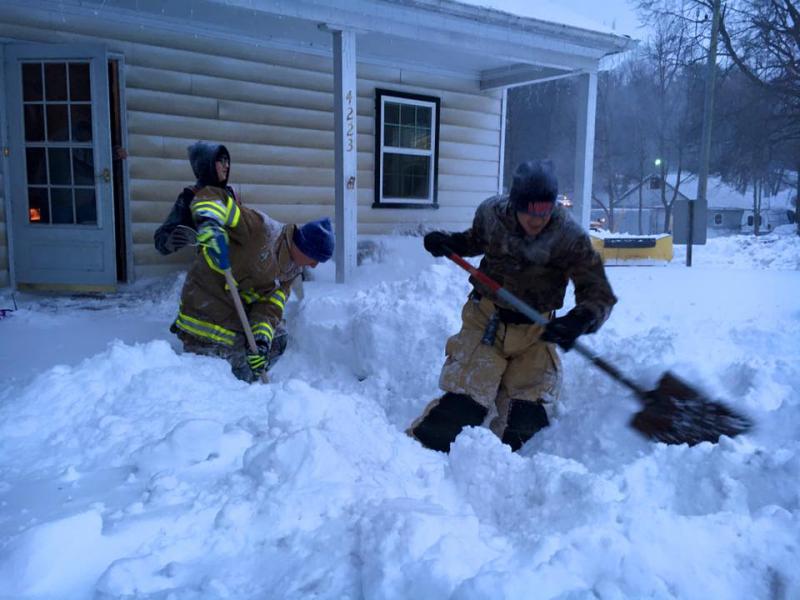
[573,70,598,229]
[331,28,358,283]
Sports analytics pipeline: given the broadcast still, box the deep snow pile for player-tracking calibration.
[0,232,799,599]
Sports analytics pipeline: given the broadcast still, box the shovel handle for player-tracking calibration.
[443,248,647,399]
[224,269,269,384]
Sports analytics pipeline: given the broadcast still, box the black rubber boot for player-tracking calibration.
[500,400,550,452]
[410,392,488,453]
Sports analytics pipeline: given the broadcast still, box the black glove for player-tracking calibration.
[423,231,452,257]
[540,306,598,351]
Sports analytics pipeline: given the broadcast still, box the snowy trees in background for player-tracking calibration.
[638,0,800,236]
[506,0,798,236]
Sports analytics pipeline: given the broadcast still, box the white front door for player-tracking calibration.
[4,44,116,289]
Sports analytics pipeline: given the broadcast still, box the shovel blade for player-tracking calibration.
[630,372,753,446]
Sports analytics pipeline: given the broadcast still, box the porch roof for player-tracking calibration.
[17,0,636,87]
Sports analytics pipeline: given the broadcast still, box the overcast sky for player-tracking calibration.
[462,0,647,40]
[555,0,645,38]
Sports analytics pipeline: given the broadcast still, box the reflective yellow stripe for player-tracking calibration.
[192,201,226,223]
[268,288,287,310]
[226,196,241,228]
[194,199,226,212]
[252,321,274,342]
[175,312,236,346]
[241,289,266,304]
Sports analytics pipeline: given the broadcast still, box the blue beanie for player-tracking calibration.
[293,218,335,263]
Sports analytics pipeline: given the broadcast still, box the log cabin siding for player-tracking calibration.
[0,18,501,282]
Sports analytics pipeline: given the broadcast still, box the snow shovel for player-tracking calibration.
[443,249,753,445]
[176,225,269,384]
[222,269,269,384]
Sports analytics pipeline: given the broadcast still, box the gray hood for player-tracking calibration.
[187,141,230,188]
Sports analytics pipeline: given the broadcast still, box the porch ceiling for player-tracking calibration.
[8,0,636,88]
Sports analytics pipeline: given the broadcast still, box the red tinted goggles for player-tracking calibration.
[519,200,555,217]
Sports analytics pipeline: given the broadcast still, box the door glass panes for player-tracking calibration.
[44,63,67,101]
[51,188,74,224]
[24,105,44,142]
[71,105,92,142]
[46,104,69,141]
[22,60,97,225]
[48,148,72,185]
[69,63,90,101]
[28,187,49,223]
[25,148,47,185]
[22,63,43,101]
[72,148,94,185]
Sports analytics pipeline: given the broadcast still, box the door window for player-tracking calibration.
[22,61,97,225]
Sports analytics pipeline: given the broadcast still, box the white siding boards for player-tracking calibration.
[0,2,632,286]
[0,20,501,281]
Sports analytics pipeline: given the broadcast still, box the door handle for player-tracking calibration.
[101,168,111,183]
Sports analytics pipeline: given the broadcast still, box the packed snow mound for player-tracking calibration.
[1,235,799,599]
[672,228,800,270]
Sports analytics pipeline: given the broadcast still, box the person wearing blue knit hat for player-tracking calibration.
[168,141,338,383]
[291,217,335,265]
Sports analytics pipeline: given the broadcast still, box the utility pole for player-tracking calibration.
[691,0,722,266]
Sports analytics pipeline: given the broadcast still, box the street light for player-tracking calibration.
[654,158,662,167]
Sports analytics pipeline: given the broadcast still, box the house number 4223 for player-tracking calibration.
[346,90,354,152]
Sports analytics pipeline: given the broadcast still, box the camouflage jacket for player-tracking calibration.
[173,185,302,348]
[451,195,616,328]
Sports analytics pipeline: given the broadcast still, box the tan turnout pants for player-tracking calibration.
[436,296,562,437]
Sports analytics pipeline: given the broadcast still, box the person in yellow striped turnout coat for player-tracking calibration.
[171,141,334,382]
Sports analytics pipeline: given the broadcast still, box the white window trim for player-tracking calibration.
[375,90,439,208]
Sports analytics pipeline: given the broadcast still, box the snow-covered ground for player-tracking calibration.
[1,228,798,599]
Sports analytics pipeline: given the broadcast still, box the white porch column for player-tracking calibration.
[573,70,598,229]
[331,28,357,283]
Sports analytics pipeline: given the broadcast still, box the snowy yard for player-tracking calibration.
[1,228,798,599]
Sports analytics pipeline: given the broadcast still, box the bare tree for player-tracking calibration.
[717,0,800,101]
[654,21,694,231]
[594,68,636,231]
[719,0,800,234]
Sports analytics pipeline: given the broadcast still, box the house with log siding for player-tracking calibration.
[0,0,633,290]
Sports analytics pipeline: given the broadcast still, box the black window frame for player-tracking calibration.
[373,88,440,209]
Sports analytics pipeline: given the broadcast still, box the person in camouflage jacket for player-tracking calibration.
[171,141,334,382]
[408,160,617,452]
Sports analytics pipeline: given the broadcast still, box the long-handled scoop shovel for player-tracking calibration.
[443,249,753,445]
